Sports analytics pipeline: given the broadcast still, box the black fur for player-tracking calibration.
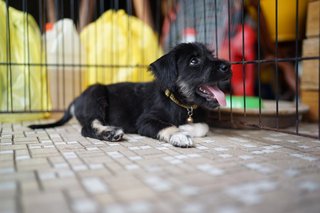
[29,43,231,147]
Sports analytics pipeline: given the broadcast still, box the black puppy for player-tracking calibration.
[29,43,231,148]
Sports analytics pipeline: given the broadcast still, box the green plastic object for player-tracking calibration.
[225,96,263,109]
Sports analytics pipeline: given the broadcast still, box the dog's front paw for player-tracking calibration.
[169,132,194,148]
[100,127,124,142]
[91,120,124,142]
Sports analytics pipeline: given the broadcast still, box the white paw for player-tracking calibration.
[157,126,180,142]
[179,123,209,138]
[169,132,194,148]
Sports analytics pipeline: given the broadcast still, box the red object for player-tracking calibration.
[45,22,53,31]
[221,24,256,96]
[183,28,196,36]
[183,28,197,42]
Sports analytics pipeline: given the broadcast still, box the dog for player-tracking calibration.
[29,42,231,148]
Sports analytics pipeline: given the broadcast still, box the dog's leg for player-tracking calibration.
[158,123,209,147]
[81,119,124,142]
[178,123,209,138]
[137,117,195,148]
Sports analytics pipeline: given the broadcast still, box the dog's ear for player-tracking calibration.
[149,52,177,90]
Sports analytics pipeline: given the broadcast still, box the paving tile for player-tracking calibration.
[71,197,99,213]
[0,197,17,213]
[81,156,114,165]
[0,159,14,167]
[0,165,15,175]
[41,177,80,191]
[0,171,35,182]
[0,181,17,194]
[81,177,109,194]
[57,169,76,178]
[115,185,156,201]
[22,191,70,213]
[105,176,143,192]
[16,158,50,171]
[38,170,57,180]
[1,121,320,213]
[104,162,124,173]
[65,188,87,200]
[20,179,40,194]
[93,193,116,205]
[48,156,67,164]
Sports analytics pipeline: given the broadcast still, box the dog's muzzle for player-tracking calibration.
[197,83,227,106]
[196,62,232,107]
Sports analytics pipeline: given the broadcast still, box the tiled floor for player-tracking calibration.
[1,119,320,213]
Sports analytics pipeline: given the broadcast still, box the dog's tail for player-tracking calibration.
[28,103,74,129]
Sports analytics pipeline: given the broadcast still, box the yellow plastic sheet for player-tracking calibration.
[81,10,163,87]
[260,0,308,41]
[0,1,50,121]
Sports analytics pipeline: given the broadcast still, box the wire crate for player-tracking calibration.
[0,0,319,139]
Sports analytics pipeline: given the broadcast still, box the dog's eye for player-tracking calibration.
[189,57,200,66]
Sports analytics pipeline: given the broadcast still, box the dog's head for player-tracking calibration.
[149,42,232,110]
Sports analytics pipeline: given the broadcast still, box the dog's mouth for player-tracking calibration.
[196,83,226,106]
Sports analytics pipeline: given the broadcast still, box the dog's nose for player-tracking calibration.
[219,63,230,73]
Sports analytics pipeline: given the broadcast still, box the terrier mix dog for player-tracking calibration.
[29,43,231,148]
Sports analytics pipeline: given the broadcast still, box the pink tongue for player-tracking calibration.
[203,85,226,106]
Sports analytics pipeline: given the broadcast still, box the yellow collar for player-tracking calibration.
[164,89,198,110]
[164,89,198,124]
